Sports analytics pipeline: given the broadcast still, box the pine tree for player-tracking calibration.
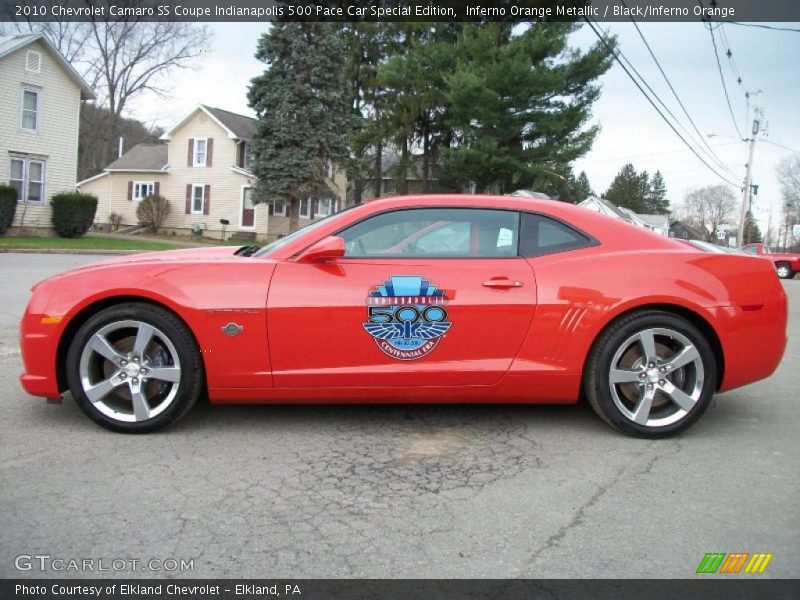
[604,163,646,212]
[438,23,613,194]
[645,170,670,214]
[248,23,354,231]
[572,171,594,202]
[743,210,763,244]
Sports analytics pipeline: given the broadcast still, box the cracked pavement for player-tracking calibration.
[1,254,798,578]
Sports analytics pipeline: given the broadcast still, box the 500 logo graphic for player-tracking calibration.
[363,275,452,360]
[696,552,773,574]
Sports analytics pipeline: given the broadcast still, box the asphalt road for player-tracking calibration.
[0,253,798,579]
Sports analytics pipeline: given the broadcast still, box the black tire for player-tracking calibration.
[775,263,794,280]
[584,310,717,438]
[66,303,203,433]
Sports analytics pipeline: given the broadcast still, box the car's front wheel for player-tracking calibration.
[775,263,793,279]
[584,310,717,437]
[66,303,203,433]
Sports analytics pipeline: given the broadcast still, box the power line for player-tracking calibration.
[620,1,738,178]
[727,22,800,33]
[583,18,741,188]
[706,19,745,140]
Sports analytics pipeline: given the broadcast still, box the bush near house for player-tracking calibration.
[51,192,98,238]
[109,212,123,231]
[136,194,172,233]
[0,185,18,235]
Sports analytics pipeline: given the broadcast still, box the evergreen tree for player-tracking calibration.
[248,23,354,231]
[438,23,613,194]
[572,171,594,202]
[743,210,763,244]
[604,163,646,212]
[645,170,670,214]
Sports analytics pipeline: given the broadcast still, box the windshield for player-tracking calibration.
[252,203,361,257]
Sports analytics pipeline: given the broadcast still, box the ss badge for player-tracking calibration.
[221,322,244,337]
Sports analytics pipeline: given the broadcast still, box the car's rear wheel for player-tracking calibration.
[585,310,717,437]
[775,263,793,279]
[66,303,202,433]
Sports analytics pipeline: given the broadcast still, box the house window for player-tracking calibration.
[300,198,311,219]
[191,184,205,214]
[21,88,39,132]
[8,156,45,203]
[25,50,42,73]
[243,143,253,171]
[381,179,395,194]
[270,200,287,217]
[133,181,154,201]
[194,139,207,167]
[316,198,334,218]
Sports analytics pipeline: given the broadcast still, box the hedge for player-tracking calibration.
[51,192,98,238]
[0,184,18,235]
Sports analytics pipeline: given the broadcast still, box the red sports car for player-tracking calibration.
[19,195,788,436]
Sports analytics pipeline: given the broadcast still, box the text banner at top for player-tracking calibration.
[2,0,800,23]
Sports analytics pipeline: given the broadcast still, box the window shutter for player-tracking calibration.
[311,199,317,219]
[204,185,210,215]
[206,138,213,167]
[237,143,245,168]
[154,182,160,196]
[185,184,191,214]
[268,202,274,216]
[187,139,194,167]
[128,181,133,201]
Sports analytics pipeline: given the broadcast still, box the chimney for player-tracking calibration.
[118,137,124,158]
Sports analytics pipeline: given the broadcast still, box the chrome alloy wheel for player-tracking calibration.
[78,320,181,423]
[608,327,704,428]
[776,264,791,279]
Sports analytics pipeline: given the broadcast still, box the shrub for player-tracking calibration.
[0,184,18,235]
[50,192,98,238]
[136,194,172,233]
[109,212,123,231]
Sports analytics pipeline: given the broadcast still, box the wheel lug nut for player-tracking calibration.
[659,367,666,373]
[659,379,666,386]
[639,373,646,379]
[120,373,127,379]
[132,378,138,384]
[133,357,139,363]
[121,360,127,366]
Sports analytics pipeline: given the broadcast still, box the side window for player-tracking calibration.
[742,246,758,255]
[339,208,519,258]
[519,213,594,257]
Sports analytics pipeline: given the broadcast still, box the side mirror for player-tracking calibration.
[296,235,346,263]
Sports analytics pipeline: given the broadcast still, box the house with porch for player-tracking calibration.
[1,34,93,232]
[78,104,346,243]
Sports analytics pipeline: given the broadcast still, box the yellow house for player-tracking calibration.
[0,34,93,232]
[78,104,347,243]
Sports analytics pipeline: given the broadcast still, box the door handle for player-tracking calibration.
[482,278,523,289]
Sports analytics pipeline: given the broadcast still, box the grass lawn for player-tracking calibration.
[0,236,193,252]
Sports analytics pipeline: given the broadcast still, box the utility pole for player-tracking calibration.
[737,92,762,248]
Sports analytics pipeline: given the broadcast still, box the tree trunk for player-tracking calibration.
[399,138,409,195]
[289,198,300,233]
[422,125,430,193]
[374,140,383,198]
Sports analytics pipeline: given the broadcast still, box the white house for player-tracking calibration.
[0,34,93,231]
[78,104,347,242]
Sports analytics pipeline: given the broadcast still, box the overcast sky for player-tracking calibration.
[130,21,800,238]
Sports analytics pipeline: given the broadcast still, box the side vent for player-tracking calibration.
[26,50,41,73]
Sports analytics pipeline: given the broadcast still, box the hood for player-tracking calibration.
[79,245,244,269]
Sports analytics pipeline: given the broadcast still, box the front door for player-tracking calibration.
[241,187,256,228]
[267,207,537,388]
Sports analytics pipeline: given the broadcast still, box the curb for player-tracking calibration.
[0,248,144,255]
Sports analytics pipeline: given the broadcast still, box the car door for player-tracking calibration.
[267,207,537,388]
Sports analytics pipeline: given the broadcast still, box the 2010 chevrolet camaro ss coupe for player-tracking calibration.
[20,195,788,436]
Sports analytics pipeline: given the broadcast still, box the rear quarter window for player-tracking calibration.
[519,212,595,257]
